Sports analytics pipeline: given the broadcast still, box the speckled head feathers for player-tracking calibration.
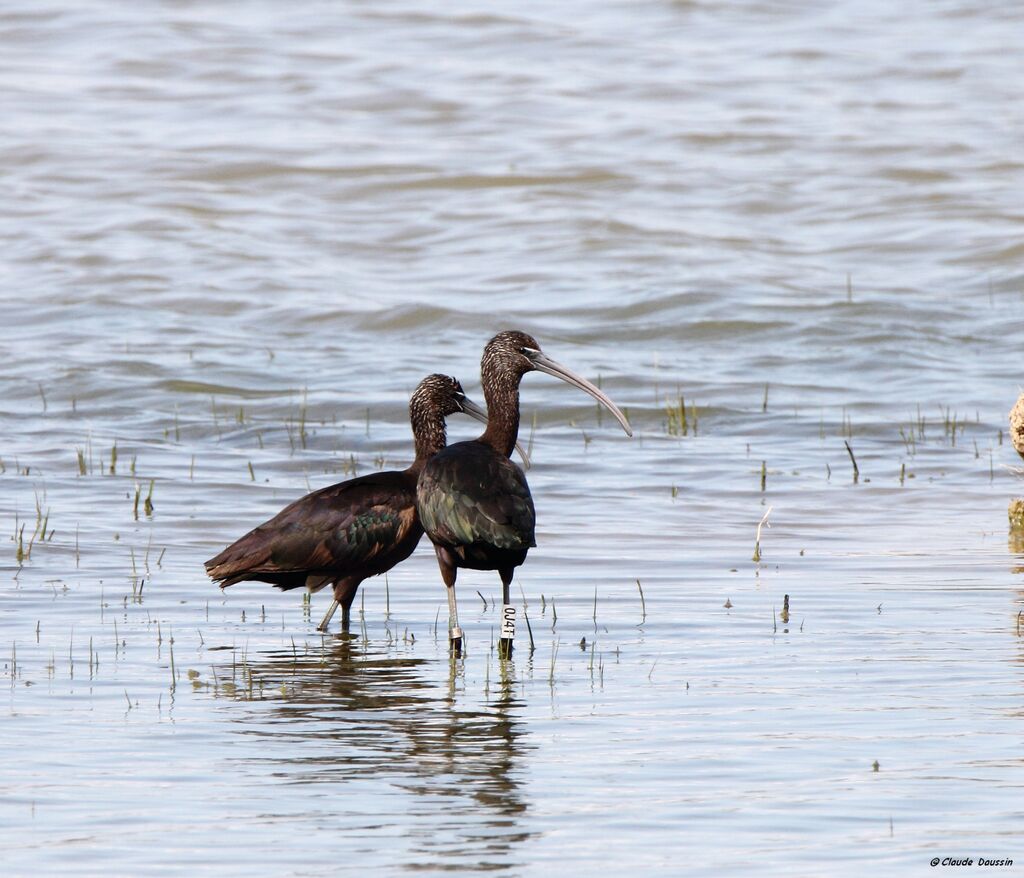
[411,374,468,418]
[481,330,542,382]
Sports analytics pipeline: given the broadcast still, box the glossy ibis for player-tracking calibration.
[417,331,632,657]
[206,374,517,632]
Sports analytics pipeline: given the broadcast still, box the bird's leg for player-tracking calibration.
[339,580,360,632]
[335,578,361,632]
[498,567,515,659]
[317,600,339,632]
[318,578,359,633]
[447,585,463,656]
[437,547,463,656]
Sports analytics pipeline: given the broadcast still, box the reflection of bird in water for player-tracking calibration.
[206,375,511,632]
[206,637,529,840]
[418,330,632,657]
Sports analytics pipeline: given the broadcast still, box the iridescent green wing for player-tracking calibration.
[417,442,535,551]
[207,471,419,584]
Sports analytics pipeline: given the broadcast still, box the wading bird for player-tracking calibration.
[206,374,521,632]
[417,331,632,657]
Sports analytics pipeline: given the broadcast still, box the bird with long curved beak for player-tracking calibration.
[417,331,631,657]
[206,374,528,632]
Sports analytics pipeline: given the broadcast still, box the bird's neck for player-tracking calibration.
[410,414,446,470]
[480,373,520,458]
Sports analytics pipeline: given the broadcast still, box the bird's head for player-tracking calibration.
[481,330,633,437]
[481,330,544,380]
[412,374,475,419]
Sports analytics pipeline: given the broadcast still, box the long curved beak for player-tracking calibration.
[525,350,633,437]
[460,396,532,469]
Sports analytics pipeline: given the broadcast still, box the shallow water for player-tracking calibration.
[2,1,1024,874]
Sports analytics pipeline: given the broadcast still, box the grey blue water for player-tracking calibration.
[2,1,1024,874]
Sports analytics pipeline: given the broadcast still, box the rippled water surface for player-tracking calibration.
[3,1,1024,874]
